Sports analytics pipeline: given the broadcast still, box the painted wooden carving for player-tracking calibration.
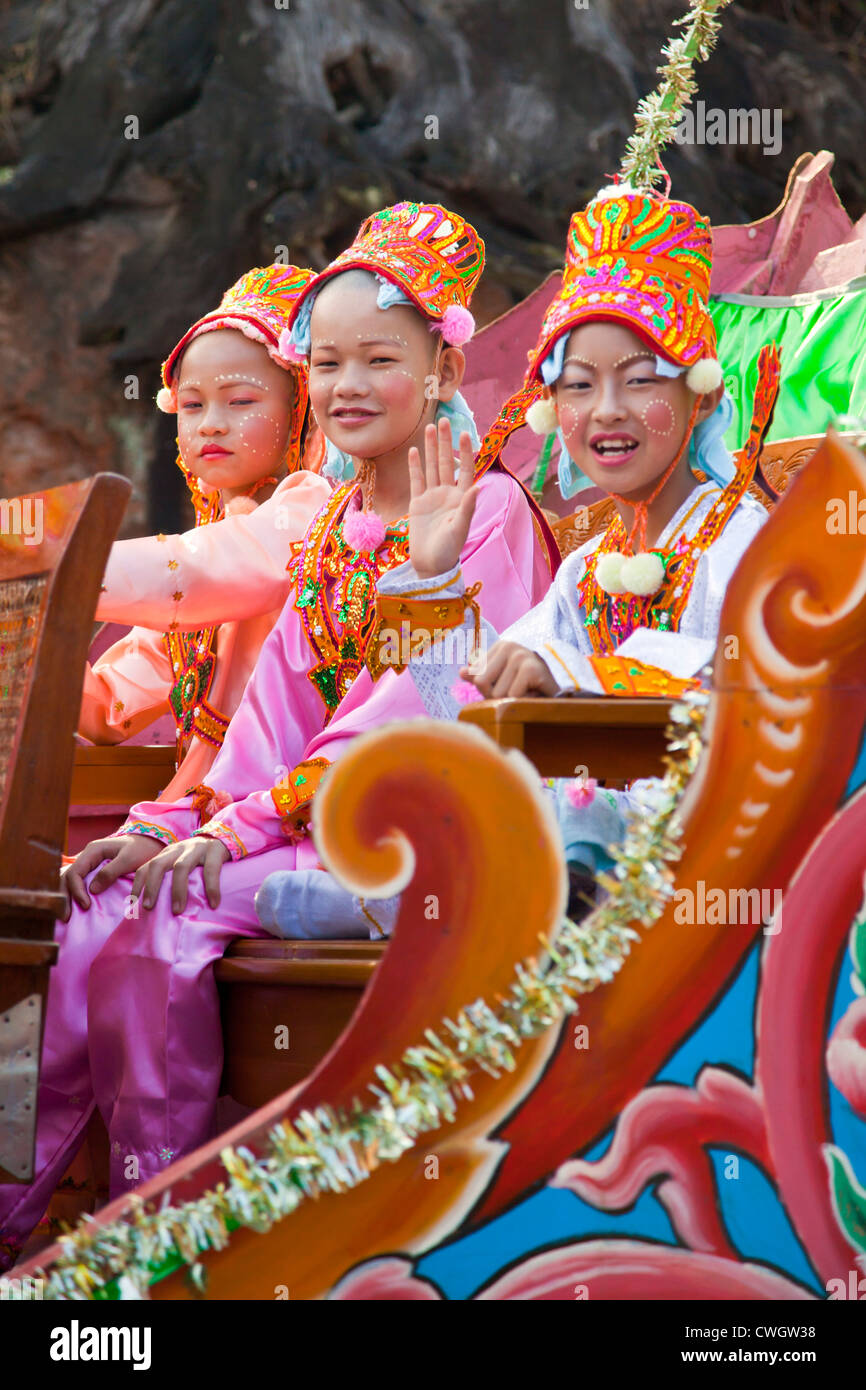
[22,431,866,1299]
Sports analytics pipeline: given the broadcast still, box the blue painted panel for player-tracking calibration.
[417,934,866,1300]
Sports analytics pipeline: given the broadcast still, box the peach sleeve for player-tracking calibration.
[79,626,173,744]
[96,469,331,631]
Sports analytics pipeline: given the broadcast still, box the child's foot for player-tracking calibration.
[254,869,400,940]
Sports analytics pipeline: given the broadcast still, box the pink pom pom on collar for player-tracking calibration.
[439,305,475,347]
[342,507,386,554]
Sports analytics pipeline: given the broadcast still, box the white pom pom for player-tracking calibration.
[593,183,639,201]
[595,551,628,595]
[526,396,559,435]
[685,357,723,394]
[619,552,665,596]
[156,386,177,413]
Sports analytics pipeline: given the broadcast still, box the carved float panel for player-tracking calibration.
[19,432,866,1300]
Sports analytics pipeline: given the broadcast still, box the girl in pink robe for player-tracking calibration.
[0,202,556,1266]
[77,263,331,804]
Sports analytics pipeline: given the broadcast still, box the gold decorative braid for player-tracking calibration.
[365,577,483,681]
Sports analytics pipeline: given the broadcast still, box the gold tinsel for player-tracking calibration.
[619,0,735,192]
[25,692,707,1302]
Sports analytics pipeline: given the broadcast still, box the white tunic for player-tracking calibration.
[377,481,768,715]
[376,481,768,873]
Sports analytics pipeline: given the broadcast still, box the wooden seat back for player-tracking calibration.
[0,473,130,1181]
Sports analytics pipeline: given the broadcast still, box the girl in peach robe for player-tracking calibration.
[77,263,331,804]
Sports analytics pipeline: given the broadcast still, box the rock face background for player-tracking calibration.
[1,0,864,534]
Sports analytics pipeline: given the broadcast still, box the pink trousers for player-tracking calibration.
[0,841,312,1269]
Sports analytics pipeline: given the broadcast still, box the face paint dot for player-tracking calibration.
[640,397,676,436]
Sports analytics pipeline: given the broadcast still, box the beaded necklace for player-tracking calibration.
[163,471,279,765]
[289,481,410,719]
[578,469,752,655]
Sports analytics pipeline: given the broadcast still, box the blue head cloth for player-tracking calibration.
[540,337,591,497]
[540,335,567,387]
[288,291,316,360]
[652,358,736,485]
[306,272,480,481]
[689,391,735,486]
[555,434,592,499]
[322,439,357,482]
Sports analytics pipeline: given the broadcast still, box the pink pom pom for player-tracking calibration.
[277,327,306,364]
[451,679,483,704]
[201,788,233,819]
[156,386,177,413]
[440,304,475,347]
[342,508,386,554]
[566,776,597,809]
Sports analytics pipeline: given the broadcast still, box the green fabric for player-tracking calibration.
[710,278,866,448]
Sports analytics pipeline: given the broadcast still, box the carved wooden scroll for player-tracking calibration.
[22,431,866,1299]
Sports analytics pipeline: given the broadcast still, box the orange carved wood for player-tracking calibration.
[22,432,866,1298]
[27,720,568,1297]
[479,428,866,1218]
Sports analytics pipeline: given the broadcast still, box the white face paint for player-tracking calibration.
[174,329,295,495]
[639,397,677,436]
[308,275,443,461]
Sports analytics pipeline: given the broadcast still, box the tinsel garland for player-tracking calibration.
[620,0,735,192]
[25,691,707,1302]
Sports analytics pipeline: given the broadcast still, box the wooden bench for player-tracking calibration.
[70,743,176,807]
[216,940,383,1109]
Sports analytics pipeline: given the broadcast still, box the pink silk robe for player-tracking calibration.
[79,470,332,803]
[0,467,553,1264]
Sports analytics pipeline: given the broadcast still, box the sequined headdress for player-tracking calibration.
[156,263,315,507]
[286,202,485,350]
[527,190,720,391]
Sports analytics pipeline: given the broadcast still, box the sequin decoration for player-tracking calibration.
[270,756,331,840]
[527,192,717,382]
[288,485,411,718]
[164,625,221,763]
[286,201,484,335]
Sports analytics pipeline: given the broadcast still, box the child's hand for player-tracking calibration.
[130,835,232,913]
[60,834,164,920]
[408,418,477,579]
[460,640,559,698]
